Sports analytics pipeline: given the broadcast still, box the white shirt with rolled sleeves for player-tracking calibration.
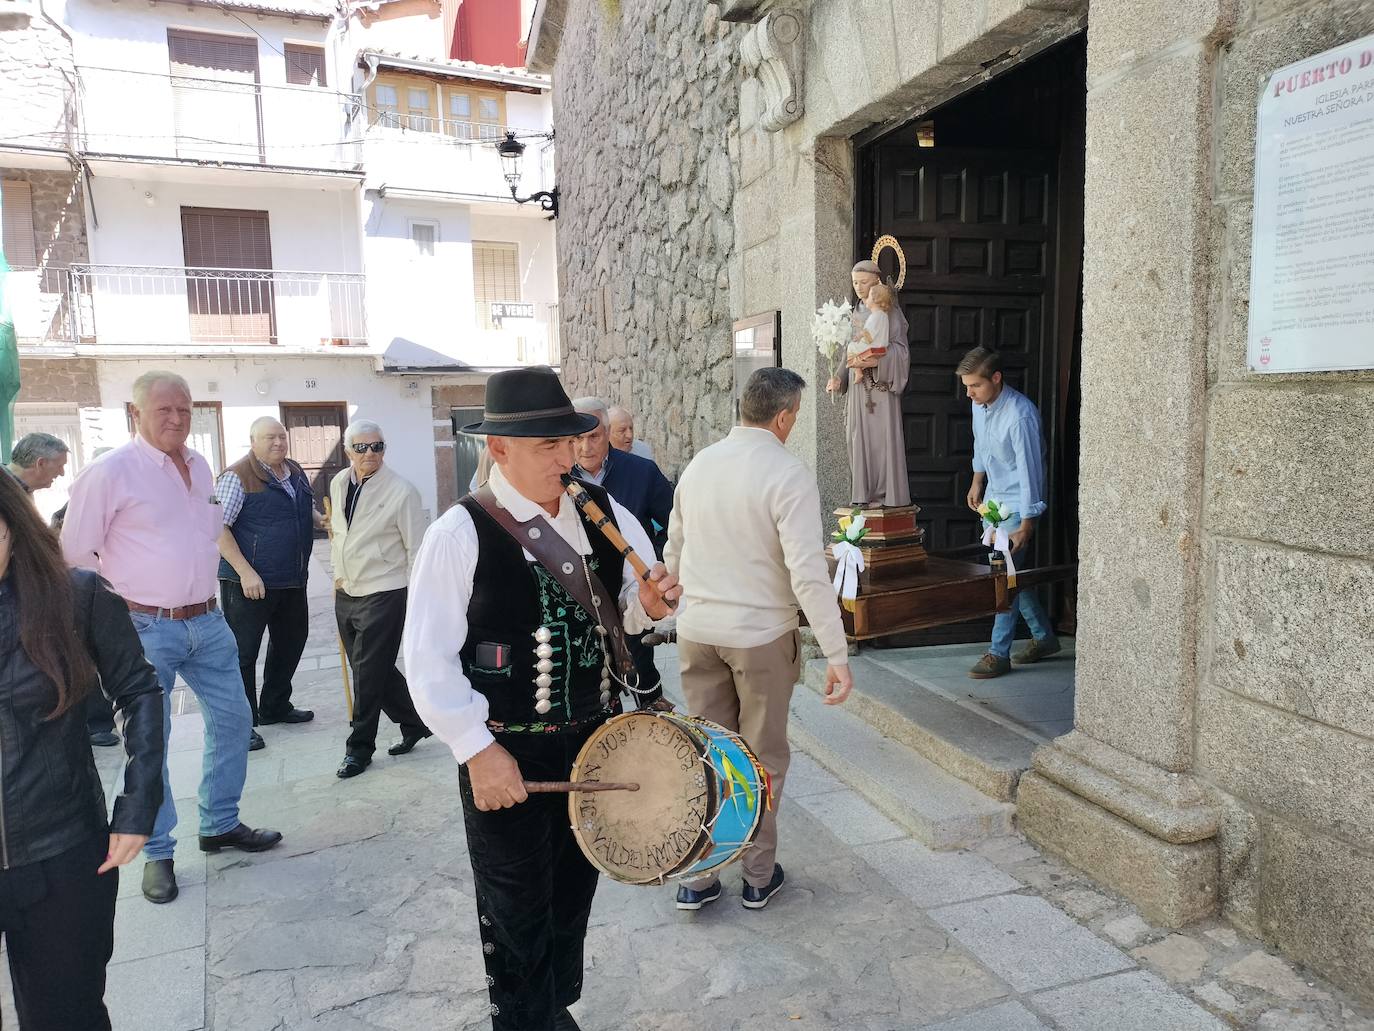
[403,464,659,765]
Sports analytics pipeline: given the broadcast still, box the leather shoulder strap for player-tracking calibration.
[471,486,636,679]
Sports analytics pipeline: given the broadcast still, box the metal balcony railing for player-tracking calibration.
[367,111,507,140]
[75,67,362,172]
[68,264,367,348]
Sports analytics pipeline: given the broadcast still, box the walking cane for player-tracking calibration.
[321,497,355,722]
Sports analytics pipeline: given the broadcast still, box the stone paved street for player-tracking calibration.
[3,556,1369,1029]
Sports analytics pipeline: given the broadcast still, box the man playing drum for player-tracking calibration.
[403,366,680,1031]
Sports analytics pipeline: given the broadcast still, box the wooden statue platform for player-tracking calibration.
[821,505,1076,641]
[834,557,1077,642]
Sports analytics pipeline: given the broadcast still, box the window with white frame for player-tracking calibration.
[473,241,519,331]
[409,220,438,258]
[374,83,400,127]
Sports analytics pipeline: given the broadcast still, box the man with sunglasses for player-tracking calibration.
[328,420,432,779]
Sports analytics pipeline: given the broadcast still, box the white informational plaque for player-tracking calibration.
[1247,35,1374,373]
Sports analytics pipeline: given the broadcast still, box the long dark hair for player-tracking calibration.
[0,472,96,717]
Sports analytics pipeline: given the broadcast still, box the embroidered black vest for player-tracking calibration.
[458,481,626,731]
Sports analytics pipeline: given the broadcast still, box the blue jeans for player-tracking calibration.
[129,609,252,861]
[987,517,1054,659]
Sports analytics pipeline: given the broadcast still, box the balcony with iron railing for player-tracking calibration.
[360,112,554,199]
[67,264,367,349]
[75,67,362,173]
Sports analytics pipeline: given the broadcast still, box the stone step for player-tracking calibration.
[787,676,1014,850]
[800,655,1038,801]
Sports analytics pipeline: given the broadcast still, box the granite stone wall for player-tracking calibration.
[1198,0,1374,996]
[1,10,84,343]
[0,9,76,148]
[2,167,87,341]
[547,0,742,477]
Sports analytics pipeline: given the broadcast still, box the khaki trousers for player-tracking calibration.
[678,629,801,889]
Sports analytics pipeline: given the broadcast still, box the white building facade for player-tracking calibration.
[3,0,556,520]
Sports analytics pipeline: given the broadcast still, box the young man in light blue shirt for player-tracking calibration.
[958,347,1061,679]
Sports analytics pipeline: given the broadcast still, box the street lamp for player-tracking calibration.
[497,130,559,218]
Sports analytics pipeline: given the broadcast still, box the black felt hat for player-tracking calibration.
[460,366,600,438]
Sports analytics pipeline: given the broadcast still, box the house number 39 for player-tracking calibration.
[305,379,317,389]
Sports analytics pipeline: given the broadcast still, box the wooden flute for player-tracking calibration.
[560,474,677,609]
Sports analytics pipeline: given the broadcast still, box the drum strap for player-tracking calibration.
[472,486,639,684]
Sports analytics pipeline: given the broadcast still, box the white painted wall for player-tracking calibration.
[89,356,444,518]
[88,178,362,270]
[63,0,334,84]
[359,88,552,197]
[361,197,558,368]
[362,192,475,366]
[82,177,366,349]
[62,0,353,169]
[470,208,558,362]
[353,4,445,60]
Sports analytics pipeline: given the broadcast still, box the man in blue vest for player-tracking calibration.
[216,417,322,749]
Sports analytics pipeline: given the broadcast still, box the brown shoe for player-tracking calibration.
[968,653,1011,679]
[1012,636,1063,665]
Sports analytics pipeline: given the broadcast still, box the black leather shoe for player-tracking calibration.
[199,823,283,854]
[387,732,432,756]
[248,729,266,751]
[258,707,314,725]
[89,730,120,747]
[337,755,370,779]
[142,859,178,904]
[554,1008,581,1031]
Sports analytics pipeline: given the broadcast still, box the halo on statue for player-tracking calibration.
[871,234,907,291]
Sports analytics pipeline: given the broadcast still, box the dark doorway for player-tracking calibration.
[451,406,484,496]
[280,402,348,531]
[856,35,1086,645]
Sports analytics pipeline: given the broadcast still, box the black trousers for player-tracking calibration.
[221,580,310,723]
[335,587,429,759]
[459,726,602,1031]
[626,631,661,697]
[0,834,117,1030]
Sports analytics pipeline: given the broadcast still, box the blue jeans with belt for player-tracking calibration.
[987,516,1054,658]
[129,609,252,861]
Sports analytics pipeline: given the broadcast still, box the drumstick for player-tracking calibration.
[523,780,640,793]
[560,474,677,609]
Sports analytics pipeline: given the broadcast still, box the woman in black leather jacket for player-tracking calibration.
[0,471,164,1029]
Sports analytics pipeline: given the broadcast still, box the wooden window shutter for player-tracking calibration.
[473,241,519,331]
[181,207,272,270]
[284,44,326,87]
[167,30,258,77]
[1,180,37,268]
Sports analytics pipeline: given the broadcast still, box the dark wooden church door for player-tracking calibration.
[875,147,1058,555]
[856,37,1086,643]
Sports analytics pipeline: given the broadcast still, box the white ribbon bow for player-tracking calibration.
[982,523,1019,588]
[832,540,866,603]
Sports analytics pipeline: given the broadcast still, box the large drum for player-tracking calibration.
[568,711,770,885]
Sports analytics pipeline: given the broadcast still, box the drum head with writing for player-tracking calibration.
[569,712,713,885]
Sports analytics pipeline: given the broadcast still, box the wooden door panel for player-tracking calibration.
[280,403,347,525]
[870,147,1058,564]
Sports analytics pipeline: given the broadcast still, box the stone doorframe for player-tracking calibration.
[730,0,1242,928]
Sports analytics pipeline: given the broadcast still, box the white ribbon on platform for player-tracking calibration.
[832,540,865,603]
[981,523,1019,588]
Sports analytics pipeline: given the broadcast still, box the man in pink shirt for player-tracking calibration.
[62,371,282,905]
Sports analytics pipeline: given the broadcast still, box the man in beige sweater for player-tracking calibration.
[666,367,854,912]
[329,418,432,779]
